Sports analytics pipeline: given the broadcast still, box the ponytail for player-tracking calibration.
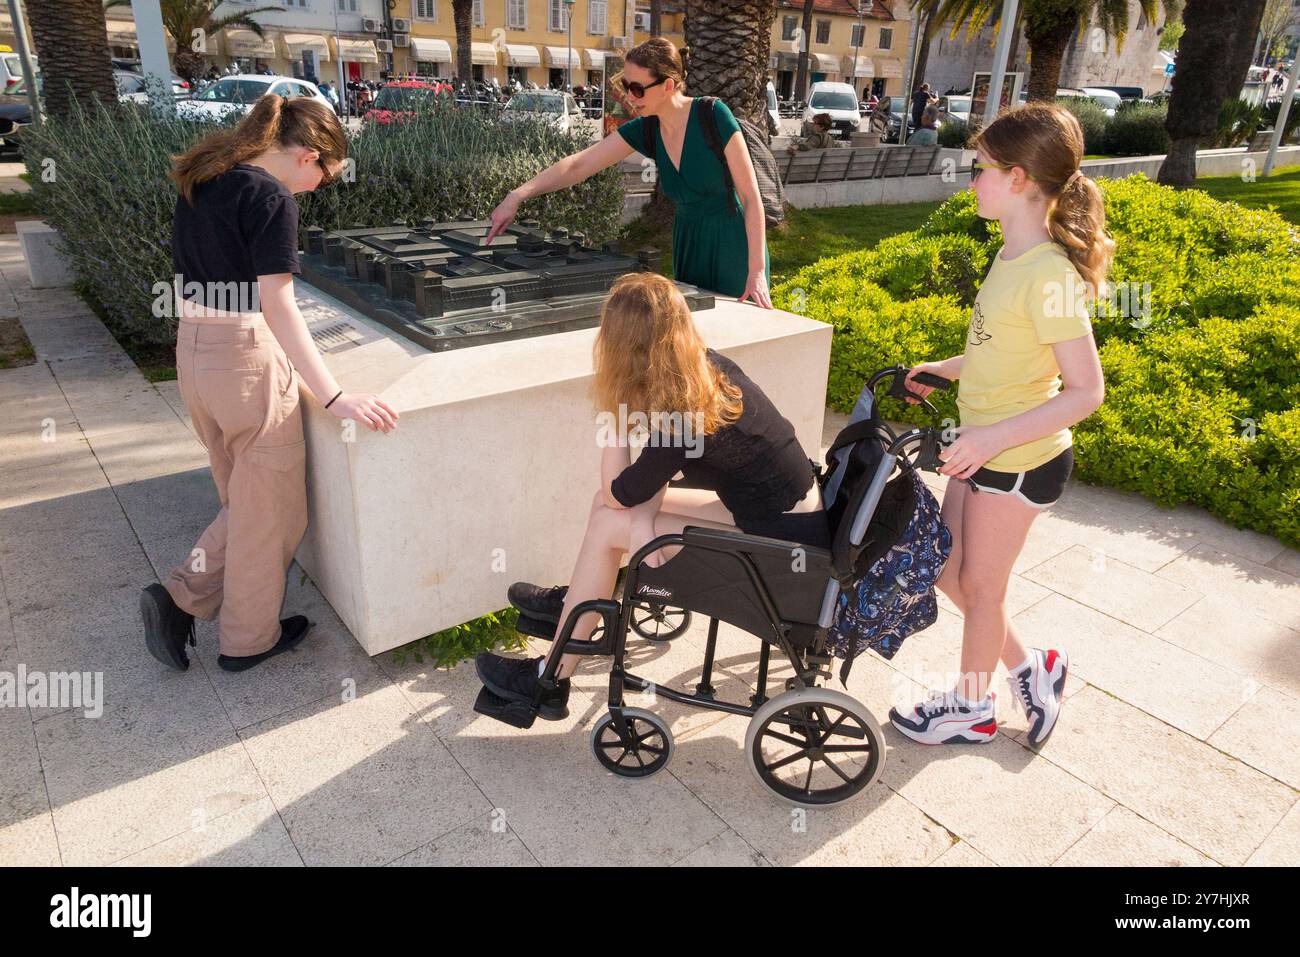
[169,94,347,205]
[1048,170,1114,297]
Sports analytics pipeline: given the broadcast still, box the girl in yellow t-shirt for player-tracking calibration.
[889,103,1111,749]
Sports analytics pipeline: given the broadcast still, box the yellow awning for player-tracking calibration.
[544,46,579,68]
[811,52,841,73]
[844,54,874,77]
[505,44,542,67]
[223,28,277,59]
[333,38,379,63]
[410,37,452,62]
[470,41,498,65]
[282,33,331,61]
[875,57,903,78]
[584,49,610,70]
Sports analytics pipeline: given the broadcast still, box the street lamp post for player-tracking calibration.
[852,0,864,97]
[563,0,576,92]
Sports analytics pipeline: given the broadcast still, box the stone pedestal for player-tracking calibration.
[292,282,832,656]
[16,221,75,289]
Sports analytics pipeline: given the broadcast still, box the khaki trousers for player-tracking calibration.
[164,315,308,657]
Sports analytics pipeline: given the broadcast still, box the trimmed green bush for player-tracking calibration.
[937,118,970,149]
[774,174,1300,547]
[1102,102,1170,156]
[1056,96,1109,154]
[21,96,622,348]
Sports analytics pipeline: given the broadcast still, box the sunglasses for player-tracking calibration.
[970,161,1012,181]
[620,75,668,98]
[316,157,342,187]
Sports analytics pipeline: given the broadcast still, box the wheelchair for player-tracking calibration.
[476,365,953,806]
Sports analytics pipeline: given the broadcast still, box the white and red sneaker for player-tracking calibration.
[1007,648,1068,746]
[889,690,998,745]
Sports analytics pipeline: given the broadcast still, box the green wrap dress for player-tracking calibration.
[616,98,771,299]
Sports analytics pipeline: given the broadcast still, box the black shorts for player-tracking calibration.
[966,447,1074,509]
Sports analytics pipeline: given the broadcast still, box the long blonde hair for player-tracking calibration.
[973,103,1115,296]
[170,94,347,205]
[592,273,742,436]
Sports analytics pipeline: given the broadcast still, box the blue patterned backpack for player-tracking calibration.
[818,376,953,679]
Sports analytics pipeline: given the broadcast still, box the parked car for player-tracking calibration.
[765,81,779,135]
[801,81,861,138]
[113,69,190,104]
[501,90,584,133]
[874,94,913,143]
[1,48,36,95]
[935,93,971,127]
[0,81,34,157]
[363,78,452,125]
[110,58,190,97]
[175,74,331,121]
[1089,84,1145,104]
[1080,87,1123,116]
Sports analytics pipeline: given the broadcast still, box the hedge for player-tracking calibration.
[773,175,1300,547]
[20,96,622,348]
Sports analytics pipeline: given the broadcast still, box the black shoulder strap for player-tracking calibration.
[642,114,658,160]
[695,96,738,217]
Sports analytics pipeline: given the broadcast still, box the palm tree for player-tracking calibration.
[926,0,1161,102]
[102,0,282,83]
[682,0,777,132]
[453,0,473,83]
[650,0,663,36]
[794,0,816,103]
[1158,0,1267,187]
[24,0,118,118]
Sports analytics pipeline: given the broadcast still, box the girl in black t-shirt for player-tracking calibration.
[475,272,828,719]
[141,95,398,675]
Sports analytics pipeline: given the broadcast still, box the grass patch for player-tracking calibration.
[1193,166,1300,226]
[0,191,37,215]
[0,314,35,368]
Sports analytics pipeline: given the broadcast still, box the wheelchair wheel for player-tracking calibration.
[590,707,673,778]
[744,688,884,806]
[630,602,692,641]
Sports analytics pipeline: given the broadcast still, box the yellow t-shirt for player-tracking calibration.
[957,241,1094,472]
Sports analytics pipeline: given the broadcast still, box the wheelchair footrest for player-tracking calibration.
[473,686,538,729]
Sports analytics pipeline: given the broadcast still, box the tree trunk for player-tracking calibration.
[453,0,473,84]
[1022,11,1076,102]
[25,0,117,119]
[794,0,815,102]
[913,8,933,91]
[1158,0,1267,187]
[651,0,662,36]
[684,0,777,135]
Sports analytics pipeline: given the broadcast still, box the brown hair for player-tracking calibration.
[812,112,833,130]
[612,36,688,93]
[592,273,742,436]
[973,103,1115,296]
[169,94,348,205]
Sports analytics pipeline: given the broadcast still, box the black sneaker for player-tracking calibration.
[507,582,567,624]
[141,583,196,671]
[217,616,314,673]
[474,652,570,720]
[515,614,557,642]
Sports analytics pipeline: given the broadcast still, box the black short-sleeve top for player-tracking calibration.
[171,163,300,309]
[609,349,815,522]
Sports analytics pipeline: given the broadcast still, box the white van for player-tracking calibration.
[801,81,860,138]
[1,47,37,96]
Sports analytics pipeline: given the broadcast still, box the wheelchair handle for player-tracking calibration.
[869,365,953,419]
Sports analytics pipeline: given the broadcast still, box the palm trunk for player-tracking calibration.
[1158,0,1268,187]
[25,0,117,119]
[1023,13,1075,103]
[794,0,815,102]
[913,9,933,90]
[454,0,473,84]
[684,0,777,133]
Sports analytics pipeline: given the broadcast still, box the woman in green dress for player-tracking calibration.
[485,38,772,308]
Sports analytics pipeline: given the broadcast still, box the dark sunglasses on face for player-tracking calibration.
[316,157,342,186]
[620,75,668,98]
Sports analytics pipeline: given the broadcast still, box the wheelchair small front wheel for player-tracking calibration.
[590,707,673,778]
[744,688,884,806]
[630,602,692,641]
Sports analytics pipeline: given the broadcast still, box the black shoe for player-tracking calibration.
[507,582,567,624]
[474,652,569,720]
[515,613,557,642]
[217,616,314,673]
[141,583,196,671]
